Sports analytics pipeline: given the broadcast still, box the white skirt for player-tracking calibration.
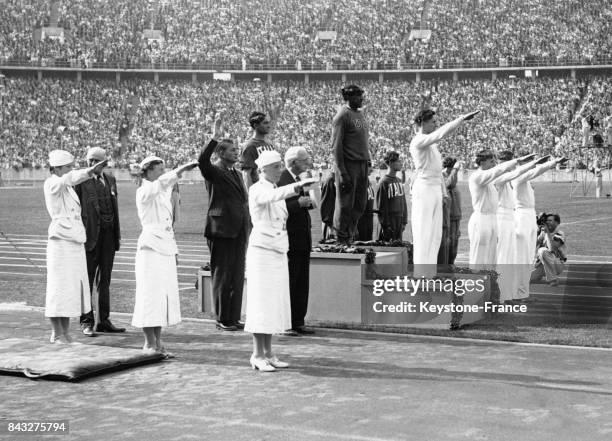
[132,248,181,328]
[244,246,291,334]
[45,238,91,317]
[496,208,518,301]
[468,212,497,270]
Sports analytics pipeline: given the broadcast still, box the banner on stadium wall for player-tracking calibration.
[143,30,164,42]
[408,30,431,41]
[39,27,65,43]
[316,31,337,41]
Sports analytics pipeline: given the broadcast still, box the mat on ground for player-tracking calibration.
[0,338,165,381]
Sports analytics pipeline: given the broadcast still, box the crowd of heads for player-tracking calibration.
[1,0,611,69]
[1,74,611,172]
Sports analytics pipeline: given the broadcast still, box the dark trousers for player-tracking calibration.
[333,160,368,242]
[288,249,310,328]
[449,219,461,265]
[379,216,404,242]
[81,226,116,325]
[356,213,373,241]
[207,228,246,325]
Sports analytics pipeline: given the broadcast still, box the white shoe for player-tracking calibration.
[250,355,276,372]
[266,356,289,368]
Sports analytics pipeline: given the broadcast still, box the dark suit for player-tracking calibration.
[198,139,250,325]
[278,170,312,328]
[74,172,121,325]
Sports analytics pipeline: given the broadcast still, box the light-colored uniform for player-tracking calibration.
[493,160,536,301]
[409,116,463,277]
[132,171,181,328]
[245,179,298,335]
[468,160,517,270]
[513,160,557,299]
[44,169,93,317]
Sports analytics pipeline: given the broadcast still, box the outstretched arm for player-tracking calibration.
[411,111,479,150]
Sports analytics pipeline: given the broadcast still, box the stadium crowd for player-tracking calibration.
[1,0,611,69]
[2,74,610,172]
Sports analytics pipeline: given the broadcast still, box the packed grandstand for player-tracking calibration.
[1,0,611,69]
[0,0,611,172]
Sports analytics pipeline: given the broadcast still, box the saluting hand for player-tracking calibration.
[534,155,551,165]
[212,113,223,140]
[89,159,109,176]
[517,153,537,164]
[463,110,481,121]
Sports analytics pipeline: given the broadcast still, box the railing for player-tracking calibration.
[1,57,612,72]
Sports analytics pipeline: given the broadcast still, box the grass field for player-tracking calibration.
[2,179,611,255]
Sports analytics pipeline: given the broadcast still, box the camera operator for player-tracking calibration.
[530,213,567,287]
[536,212,549,236]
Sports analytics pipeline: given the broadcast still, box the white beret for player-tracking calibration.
[139,156,164,170]
[48,150,75,167]
[86,146,107,161]
[255,150,282,169]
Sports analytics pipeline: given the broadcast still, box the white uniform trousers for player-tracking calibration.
[515,208,537,299]
[411,180,442,277]
[496,208,518,301]
[468,212,497,271]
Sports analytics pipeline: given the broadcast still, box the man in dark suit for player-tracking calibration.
[278,146,315,335]
[74,147,123,335]
[198,116,250,331]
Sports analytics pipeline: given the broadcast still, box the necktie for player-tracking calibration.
[97,175,104,187]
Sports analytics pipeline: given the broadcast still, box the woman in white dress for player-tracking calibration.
[468,150,535,270]
[132,156,198,355]
[44,150,107,344]
[245,150,315,372]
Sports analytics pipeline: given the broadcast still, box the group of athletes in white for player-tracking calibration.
[409,107,567,303]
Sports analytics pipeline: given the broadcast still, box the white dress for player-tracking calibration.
[244,179,298,334]
[409,116,463,277]
[513,159,557,299]
[493,160,536,301]
[44,169,92,317]
[132,171,181,328]
[468,160,516,270]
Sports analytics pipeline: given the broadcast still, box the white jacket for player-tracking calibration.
[44,169,91,243]
[136,170,179,256]
[248,179,298,254]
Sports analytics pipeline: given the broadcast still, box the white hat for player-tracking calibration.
[139,156,164,170]
[255,150,282,169]
[86,146,106,161]
[48,150,75,167]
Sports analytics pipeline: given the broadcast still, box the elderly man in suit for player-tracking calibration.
[277,146,315,336]
[198,115,250,331]
[74,147,123,335]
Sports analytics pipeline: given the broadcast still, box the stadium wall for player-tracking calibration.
[2,65,612,83]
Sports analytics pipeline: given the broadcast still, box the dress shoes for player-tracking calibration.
[280,329,299,336]
[216,322,238,331]
[250,355,276,372]
[81,324,95,336]
[95,320,126,333]
[293,326,315,335]
[232,321,245,330]
[266,356,289,368]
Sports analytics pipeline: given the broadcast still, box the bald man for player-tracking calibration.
[278,146,315,335]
